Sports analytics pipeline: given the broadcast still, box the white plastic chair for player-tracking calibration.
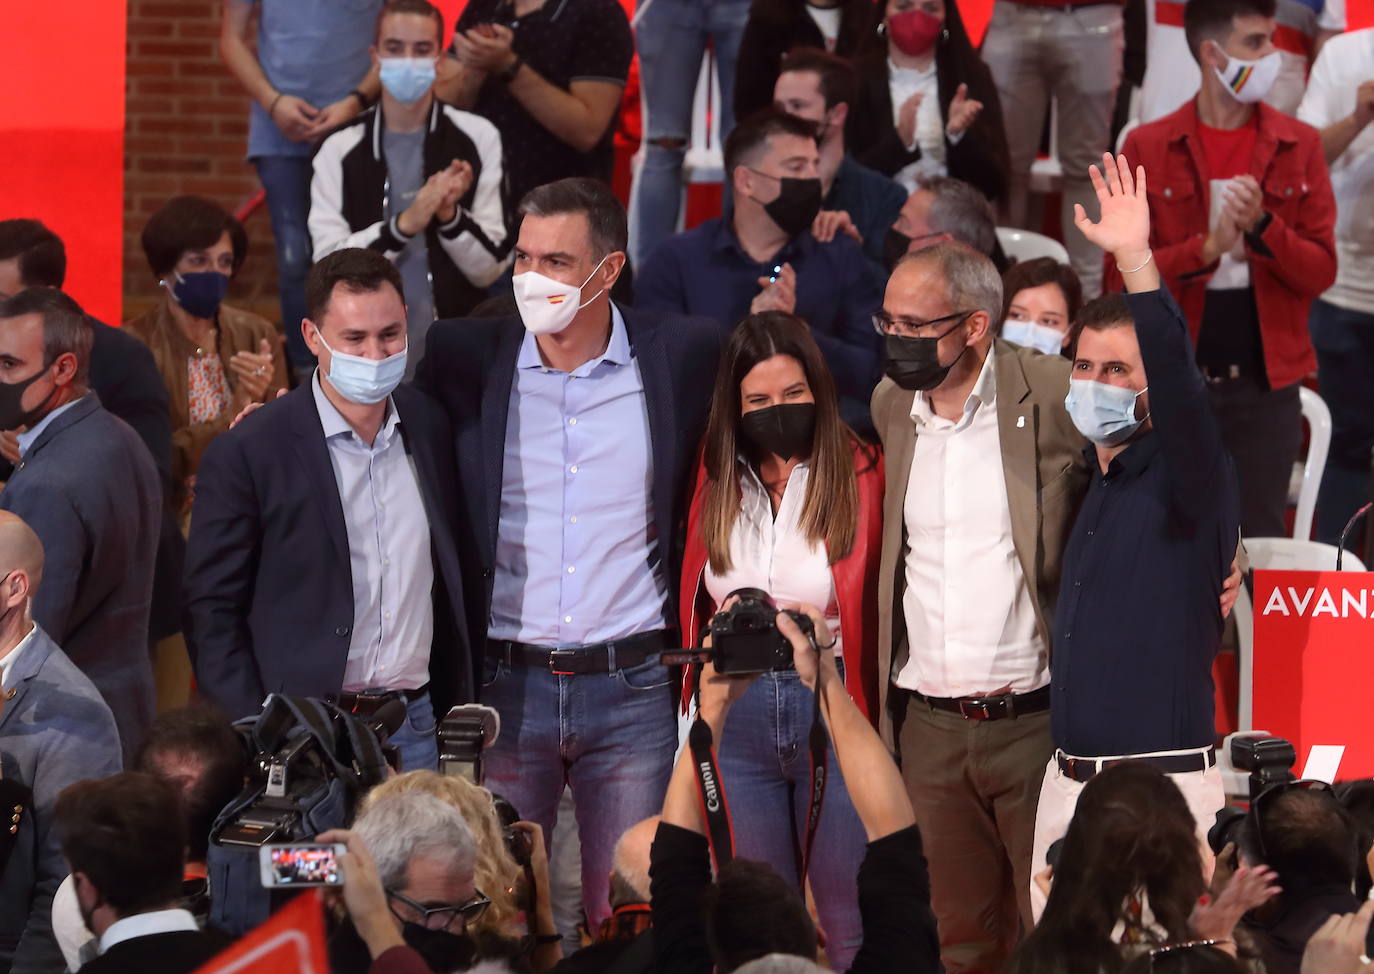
[996,227,1071,264]
[1286,386,1331,543]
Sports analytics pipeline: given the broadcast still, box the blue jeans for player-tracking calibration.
[1311,298,1374,546]
[387,691,440,773]
[629,0,751,266]
[479,651,677,931]
[253,155,315,371]
[716,665,867,971]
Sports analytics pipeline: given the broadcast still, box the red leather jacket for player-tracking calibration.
[1107,99,1336,390]
[678,439,884,725]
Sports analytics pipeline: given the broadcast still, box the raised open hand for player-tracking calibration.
[1073,152,1151,269]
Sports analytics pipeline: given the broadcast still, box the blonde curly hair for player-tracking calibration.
[361,771,522,937]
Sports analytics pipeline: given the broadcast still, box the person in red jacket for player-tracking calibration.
[679,311,883,971]
[1107,0,1337,538]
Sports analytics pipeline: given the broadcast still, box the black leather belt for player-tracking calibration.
[905,685,1051,721]
[486,629,673,675]
[333,685,428,718]
[1057,746,1216,783]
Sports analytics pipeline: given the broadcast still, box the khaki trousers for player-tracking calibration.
[894,688,1054,974]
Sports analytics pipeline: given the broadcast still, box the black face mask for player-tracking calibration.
[753,174,824,239]
[0,363,57,432]
[883,227,913,271]
[401,923,477,973]
[740,402,817,462]
[882,331,968,392]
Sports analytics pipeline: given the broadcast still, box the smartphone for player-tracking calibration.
[259,842,346,888]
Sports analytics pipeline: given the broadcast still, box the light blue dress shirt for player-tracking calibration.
[16,395,85,458]
[489,305,669,647]
[312,372,433,690]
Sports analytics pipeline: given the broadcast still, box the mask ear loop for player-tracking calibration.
[575,254,612,310]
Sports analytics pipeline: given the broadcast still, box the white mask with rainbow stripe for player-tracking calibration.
[513,255,609,336]
[1212,46,1281,104]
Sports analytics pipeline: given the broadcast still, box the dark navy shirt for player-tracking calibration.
[633,216,885,435]
[824,155,907,274]
[1051,288,1240,757]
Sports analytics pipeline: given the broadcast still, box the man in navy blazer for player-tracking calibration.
[184,249,469,771]
[414,177,722,933]
[0,289,161,762]
[0,511,123,974]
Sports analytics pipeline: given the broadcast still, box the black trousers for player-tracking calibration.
[1207,378,1302,538]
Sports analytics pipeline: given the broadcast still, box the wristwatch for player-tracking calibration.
[497,53,524,84]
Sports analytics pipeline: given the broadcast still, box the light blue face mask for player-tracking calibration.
[317,333,408,405]
[1064,378,1149,447]
[379,57,437,104]
[1002,318,1064,357]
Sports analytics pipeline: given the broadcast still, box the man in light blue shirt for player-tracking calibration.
[220,0,383,376]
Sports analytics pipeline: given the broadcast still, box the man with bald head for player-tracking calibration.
[552,816,659,973]
[869,240,1089,971]
[0,288,161,762]
[0,511,122,973]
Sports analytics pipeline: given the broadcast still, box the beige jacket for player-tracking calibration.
[124,300,288,504]
[870,339,1091,744]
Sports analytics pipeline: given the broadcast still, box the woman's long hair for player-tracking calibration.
[1007,763,1207,974]
[700,312,860,575]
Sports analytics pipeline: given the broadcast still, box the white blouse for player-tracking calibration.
[888,58,948,194]
[703,461,843,654]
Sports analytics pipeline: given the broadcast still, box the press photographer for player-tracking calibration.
[650,602,939,974]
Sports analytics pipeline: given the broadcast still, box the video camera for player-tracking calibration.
[1207,732,1298,855]
[664,588,815,675]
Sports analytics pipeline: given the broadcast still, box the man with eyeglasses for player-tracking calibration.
[335,790,502,973]
[869,238,1090,972]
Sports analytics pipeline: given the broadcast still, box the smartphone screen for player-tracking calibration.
[260,843,346,887]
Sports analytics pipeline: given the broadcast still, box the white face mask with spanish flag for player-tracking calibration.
[513,255,609,336]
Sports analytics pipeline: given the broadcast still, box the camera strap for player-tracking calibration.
[688,664,736,870]
[799,685,828,884]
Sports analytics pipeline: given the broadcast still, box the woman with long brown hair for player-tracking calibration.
[679,310,883,971]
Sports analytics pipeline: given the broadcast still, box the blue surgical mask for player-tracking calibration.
[317,333,408,405]
[1064,378,1148,446]
[1002,318,1064,356]
[166,271,229,320]
[379,57,437,104]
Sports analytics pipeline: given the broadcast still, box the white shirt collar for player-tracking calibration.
[311,370,399,445]
[0,623,38,692]
[911,345,997,434]
[99,908,199,954]
[16,395,87,457]
[889,56,936,81]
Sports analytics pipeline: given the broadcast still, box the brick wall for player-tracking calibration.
[123,0,280,323]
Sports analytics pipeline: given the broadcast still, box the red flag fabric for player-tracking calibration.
[193,890,330,974]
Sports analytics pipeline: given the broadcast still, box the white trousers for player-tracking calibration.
[1028,747,1226,921]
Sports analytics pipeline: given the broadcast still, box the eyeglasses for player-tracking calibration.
[871,309,973,339]
[1250,778,1333,864]
[386,888,491,931]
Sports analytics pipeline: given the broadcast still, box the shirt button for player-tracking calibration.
[570,464,578,474]
[568,417,578,426]
[383,558,391,566]
[564,615,573,623]
[384,611,392,620]
[1087,529,1094,536]
[567,566,575,574]
[1074,581,1081,588]
[569,515,578,524]
[335,625,351,637]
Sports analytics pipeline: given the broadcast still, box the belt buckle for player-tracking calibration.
[548,649,578,676]
[1066,757,1095,781]
[958,698,993,720]
[348,690,390,716]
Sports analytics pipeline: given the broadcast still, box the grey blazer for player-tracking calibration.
[0,395,161,760]
[0,625,122,973]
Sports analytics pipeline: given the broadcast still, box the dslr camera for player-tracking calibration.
[1207,732,1298,854]
[707,588,814,675]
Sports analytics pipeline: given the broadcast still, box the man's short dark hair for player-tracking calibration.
[0,288,93,386]
[1241,786,1358,894]
[1183,0,1278,59]
[140,196,249,279]
[778,48,858,111]
[723,109,820,186]
[304,248,407,325]
[56,772,187,917]
[0,219,66,289]
[703,859,817,973]
[1068,291,1134,352]
[377,0,445,47]
[134,705,247,862]
[518,177,629,259]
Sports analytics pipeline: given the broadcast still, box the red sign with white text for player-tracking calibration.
[192,890,329,974]
[1251,569,1374,779]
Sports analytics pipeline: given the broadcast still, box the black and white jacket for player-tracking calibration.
[309,101,512,318]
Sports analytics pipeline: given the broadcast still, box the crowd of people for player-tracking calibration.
[1,0,1374,970]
